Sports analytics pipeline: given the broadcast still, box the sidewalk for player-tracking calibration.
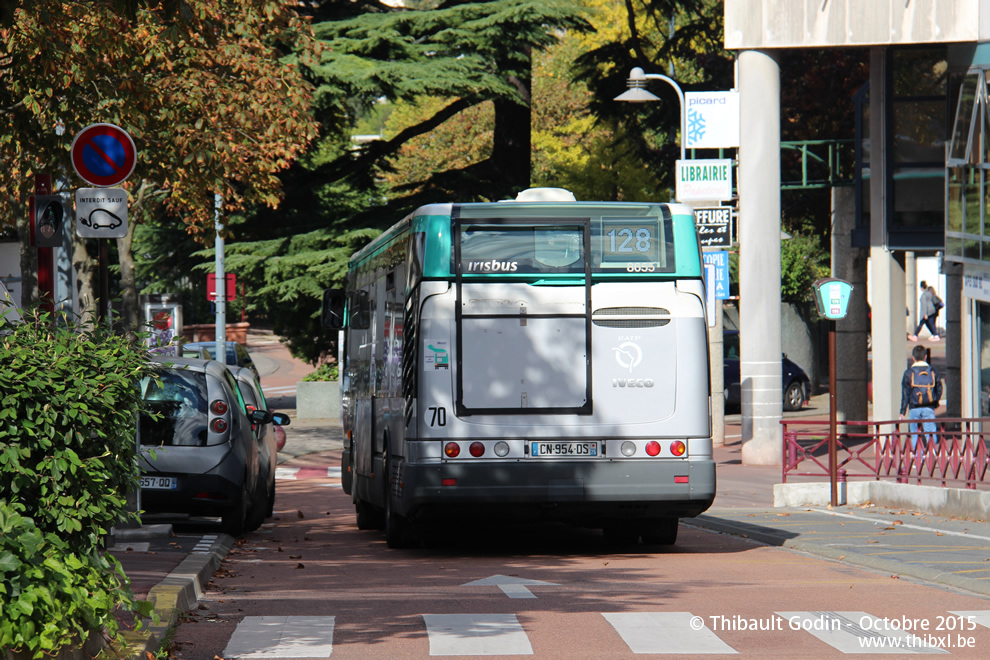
[108,410,990,657]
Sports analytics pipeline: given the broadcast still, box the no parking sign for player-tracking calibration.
[70,123,136,187]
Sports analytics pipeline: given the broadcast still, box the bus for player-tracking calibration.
[322,188,715,548]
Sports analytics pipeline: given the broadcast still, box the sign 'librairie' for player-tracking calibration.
[675,159,733,202]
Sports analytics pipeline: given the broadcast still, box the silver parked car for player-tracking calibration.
[229,365,289,520]
[137,357,282,535]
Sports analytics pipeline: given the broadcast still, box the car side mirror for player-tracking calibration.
[249,409,274,425]
[271,412,290,426]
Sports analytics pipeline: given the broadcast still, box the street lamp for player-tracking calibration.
[614,67,686,161]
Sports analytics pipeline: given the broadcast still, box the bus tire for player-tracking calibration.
[355,499,382,530]
[641,518,679,546]
[603,524,640,546]
[341,440,353,495]
[384,450,414,549]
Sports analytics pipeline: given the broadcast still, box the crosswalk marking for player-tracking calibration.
[223,616,334,658]
[275,466,339,481]
[948,611,990,629]
[274,467,300,481]
[191,534,218,554]
[263,385,297,395]
[777,612,947,654]
[423,614,533,656]
[603,612,737,654]
[218,609,990,656]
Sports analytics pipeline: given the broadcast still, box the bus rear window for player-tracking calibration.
[454,214,674,276]
[459,225,584,274]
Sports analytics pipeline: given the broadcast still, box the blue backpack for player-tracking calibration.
[909,366,937,406]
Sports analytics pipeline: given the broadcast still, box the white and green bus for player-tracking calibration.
[323,188,715,548]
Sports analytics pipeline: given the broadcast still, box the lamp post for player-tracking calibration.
[614,66,686,161]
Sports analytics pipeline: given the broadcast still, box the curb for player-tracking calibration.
[111,533,235,658]
[685,515,990,598]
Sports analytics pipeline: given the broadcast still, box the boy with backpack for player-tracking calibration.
[899,344,942,449]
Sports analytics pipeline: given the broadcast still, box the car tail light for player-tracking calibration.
[444,442,460,458]
[211,418,228,434]
[211,399,228,415]
[469,442,485,457]
[645,441,661,456]
[670,441,686,456]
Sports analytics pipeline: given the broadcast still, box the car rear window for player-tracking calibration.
[139,369,210,446]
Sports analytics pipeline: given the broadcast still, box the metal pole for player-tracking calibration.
[214,194,226,365]
[643,73,686,161]
[829,319,839,506]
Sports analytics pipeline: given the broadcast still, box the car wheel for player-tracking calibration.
[246,479,269,532]
[783,381,805,411]
[641,518,679,546]
[266,479,275,518]
[221,480,249,536]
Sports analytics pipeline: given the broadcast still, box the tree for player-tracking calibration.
[216,0,590,364]
[1,0,318,329]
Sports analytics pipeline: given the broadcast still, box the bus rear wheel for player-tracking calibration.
[384,450,415,549]
[641,518,679,546]
[356,500,383,530]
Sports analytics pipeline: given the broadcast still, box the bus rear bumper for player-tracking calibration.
[395,458,716,524]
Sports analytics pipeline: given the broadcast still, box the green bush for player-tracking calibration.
[0,503,150,655]
[302,363,339,382]
[0,310,157,656]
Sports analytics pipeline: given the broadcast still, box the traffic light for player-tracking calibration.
[34,195,64,248]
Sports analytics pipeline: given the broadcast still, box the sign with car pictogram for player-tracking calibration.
[70,123,137,187]
[75,188,128,238]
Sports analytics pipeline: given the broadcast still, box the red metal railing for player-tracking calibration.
[781,418,990,489]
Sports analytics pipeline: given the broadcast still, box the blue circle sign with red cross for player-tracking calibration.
[70,123,137,187]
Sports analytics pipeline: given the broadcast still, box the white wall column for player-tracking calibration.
[738,49,782,465]
[868,47,905,424]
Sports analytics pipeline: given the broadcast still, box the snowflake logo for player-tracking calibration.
[687,108,706,146]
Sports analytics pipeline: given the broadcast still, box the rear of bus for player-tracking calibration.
[398,195,714,542]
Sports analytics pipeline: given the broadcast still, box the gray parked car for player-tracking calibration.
[137,357,282,535]
[229,365,289,520]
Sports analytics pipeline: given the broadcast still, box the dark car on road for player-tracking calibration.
[182,341,259,381]
[137,357,283,535]
[723,330,811,411]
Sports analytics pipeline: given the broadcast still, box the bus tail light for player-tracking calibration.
[469,442,485,457]
[675,476,689,483]
[645,441,661,456]
[494,441,510,457]
[442,478,457,486]
[620,441,637,456]
[670,441,686,456]
[444,442,461,458]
